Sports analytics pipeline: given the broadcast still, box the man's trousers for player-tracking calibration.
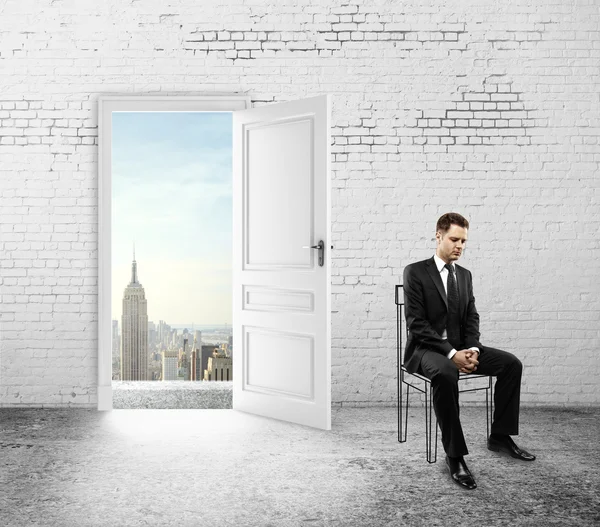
[417,346,523,458]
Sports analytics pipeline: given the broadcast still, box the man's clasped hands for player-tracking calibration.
[451,350,480,374]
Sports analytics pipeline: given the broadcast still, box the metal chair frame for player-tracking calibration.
[395,284,493,463]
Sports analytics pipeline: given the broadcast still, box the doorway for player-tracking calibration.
[98,96,250,411]
[110,110,234,408]
[98,95,332,430]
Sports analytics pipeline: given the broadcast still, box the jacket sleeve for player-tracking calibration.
[463,269,482,351]
[403,264,454,356]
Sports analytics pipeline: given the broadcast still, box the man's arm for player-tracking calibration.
[403,264,454,356]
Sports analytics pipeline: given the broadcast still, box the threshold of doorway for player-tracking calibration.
[112,381,233,409]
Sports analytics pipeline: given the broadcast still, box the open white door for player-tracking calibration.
[232,95,331,430]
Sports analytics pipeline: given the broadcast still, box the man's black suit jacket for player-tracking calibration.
[403,257,482,374]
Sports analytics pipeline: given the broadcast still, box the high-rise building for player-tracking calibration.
[190,331,202,381]
[112,320,120,380]
[201,345,218,378]
[121,250,149,381]
[190,349,202,381]
[178,339,190,380]
[204,349,232,381]
[112,320,119,358]
[148,321,157,352]
[177,353,189,380]
[157,320,171,349]
[161,349,178,381]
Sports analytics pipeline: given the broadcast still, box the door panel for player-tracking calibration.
[233,95,331,430]
[244,326,314,398]
[245,118,313,269]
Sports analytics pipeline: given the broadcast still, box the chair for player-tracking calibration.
[395,284,493,463]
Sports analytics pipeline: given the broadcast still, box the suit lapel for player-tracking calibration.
[425,257,448,309]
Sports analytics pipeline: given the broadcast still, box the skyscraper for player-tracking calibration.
[157,320,171,349]
[201,345,217,379]
[190,331,202,381]
[112,320,120,380]
[121,250,149,381]
[204,349,232,381]
[161,349,178,381]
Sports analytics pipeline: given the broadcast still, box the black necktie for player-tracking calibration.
[445,264,461,347]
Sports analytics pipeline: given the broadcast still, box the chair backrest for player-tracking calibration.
[395,284,408,338]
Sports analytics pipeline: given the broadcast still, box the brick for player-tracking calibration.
[447,111,473,119]
[385,23,412,32]
[332,23,358,32]
[331,5,358,15]
[464,93,491,102]
[474,111,501,119]
[492,93,518,102]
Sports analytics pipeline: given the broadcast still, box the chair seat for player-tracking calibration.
[400,365,490,383]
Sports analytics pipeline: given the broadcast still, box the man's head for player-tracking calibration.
[435,212,469,264]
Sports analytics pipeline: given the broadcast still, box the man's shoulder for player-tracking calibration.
[404,258,433,276]
[455,262,471,273]
[455,262,474,280]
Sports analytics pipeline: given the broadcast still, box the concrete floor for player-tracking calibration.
[1,406,598,527]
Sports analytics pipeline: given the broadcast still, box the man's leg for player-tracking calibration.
[418,350,468,457]
[475,346,523,435]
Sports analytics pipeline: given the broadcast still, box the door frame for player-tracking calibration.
[97,95,251,411]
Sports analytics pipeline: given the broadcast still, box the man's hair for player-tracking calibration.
[436,212,469,234]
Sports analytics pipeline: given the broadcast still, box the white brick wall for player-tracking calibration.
[1,0,598,407]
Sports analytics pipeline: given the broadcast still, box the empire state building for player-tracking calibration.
[121,251,149,381]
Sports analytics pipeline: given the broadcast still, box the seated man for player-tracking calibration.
[403,212,535,490]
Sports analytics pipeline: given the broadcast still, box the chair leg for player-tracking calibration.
[486,379,490,439]
[487,377,494,439]
[398,368,404,443]
[424,387,429,461]
[401,384,410,443]
[434,417,438,463]
[396,373,404,443]
[426,382,437,463]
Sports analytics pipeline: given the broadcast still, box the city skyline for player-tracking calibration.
[111,277,233,381]
[111,111,233,325]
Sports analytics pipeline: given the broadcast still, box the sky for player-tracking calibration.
[111,112,233,326]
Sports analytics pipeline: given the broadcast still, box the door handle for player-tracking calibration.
[302,240,324,267]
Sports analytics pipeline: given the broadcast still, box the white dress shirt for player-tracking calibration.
[433,254,480,360]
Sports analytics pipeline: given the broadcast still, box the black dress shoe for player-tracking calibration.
[445,456,477,490]
[487,435,536,461]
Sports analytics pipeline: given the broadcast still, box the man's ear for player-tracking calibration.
[435,231,441,244]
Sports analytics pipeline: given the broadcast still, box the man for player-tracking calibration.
[403,212,535,490]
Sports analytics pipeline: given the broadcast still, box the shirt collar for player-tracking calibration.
[434,254,454,273]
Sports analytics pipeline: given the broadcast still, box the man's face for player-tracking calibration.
[436,224,468,264]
